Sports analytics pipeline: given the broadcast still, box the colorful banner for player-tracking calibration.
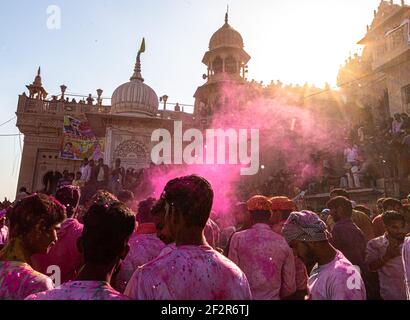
[60,116,105,161]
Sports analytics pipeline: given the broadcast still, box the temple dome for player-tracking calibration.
[209,15,244,50]
[111,44,159,116]
[111,80,158,116]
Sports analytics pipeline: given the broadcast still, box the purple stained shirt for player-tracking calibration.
[25,281,130,300]
[308,251,366,300]
[331,218,367,270]
[228,223,296,300]
[31,218,83,284]
[0,261,54,300]
[403,237,410,300]
[114,232,165,293]
[124,245,252,300]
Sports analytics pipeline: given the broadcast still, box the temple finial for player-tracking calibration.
[131,38,145,82]
[225,5,229,24]
[37,66,41,76]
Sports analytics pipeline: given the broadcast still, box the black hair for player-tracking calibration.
[326,196,353,216]
[137,197,156,224]
[330,188,350,199]
[82,201,135,264]
[8,194,66,237]
[161,175,214,228]
[383,198,403,211]
[55,185,81,218]
[250,210,271,223]
[382,211,405,226]
[117,190,134,204]
[355,205,371,217]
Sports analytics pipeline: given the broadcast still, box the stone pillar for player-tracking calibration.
[16,138,39,196]
[104,127,113,166]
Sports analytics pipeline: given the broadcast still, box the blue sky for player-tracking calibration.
[0,0,382,199]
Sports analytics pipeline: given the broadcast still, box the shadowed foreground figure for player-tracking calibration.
[114,197,165,293]
[125,175,252,300]
[26,197,135,300]
[0,194,66,300]
[282,210,366,300]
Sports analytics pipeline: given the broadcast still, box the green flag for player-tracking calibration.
[139,38,145,53]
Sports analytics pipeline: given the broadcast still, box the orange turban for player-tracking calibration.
[247,195,272,212]
[269,196,296,211]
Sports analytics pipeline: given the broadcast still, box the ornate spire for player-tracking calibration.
[131,38,146,82]
[225,5,229,24]
[33,66,42,86]
[26,66,47,100]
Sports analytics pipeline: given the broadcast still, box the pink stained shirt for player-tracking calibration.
[0,261,54,300]
[403,237,410,300]
[31,218,84,284]
[124,245,252,300]
[25,281,130,300]
[366,235,407,300]
[115,230,165,293]
[307,251,366,300]
[228,223,296,300]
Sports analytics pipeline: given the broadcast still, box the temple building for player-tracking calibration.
[15,13,251,195]
[338,0,410,121]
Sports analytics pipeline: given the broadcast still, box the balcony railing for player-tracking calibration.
[19,95,111,115]
[372,22,410,70]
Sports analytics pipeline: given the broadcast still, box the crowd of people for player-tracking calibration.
[0,171,410,300]
[247,110,410,199]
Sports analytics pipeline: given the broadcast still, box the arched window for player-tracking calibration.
[225,56,237,74]
[213,57,223,74]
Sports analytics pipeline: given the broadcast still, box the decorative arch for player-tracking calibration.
[213,56,223,74]
[225,55,237,74]
[114,140,149,167]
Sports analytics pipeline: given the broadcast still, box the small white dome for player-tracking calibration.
[111,80,158,116]
[111,46,159,116]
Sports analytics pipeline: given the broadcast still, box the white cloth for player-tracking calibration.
[307,251,366,300]
[392,120,403,134]
[97,166,105,182]
[124,245,252,300]
[80,165,91,182]
[366,235,407,300]
[0,225,8,245]
[344,146,359,163]
[228,223,296,300]
[25,281,130,300]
